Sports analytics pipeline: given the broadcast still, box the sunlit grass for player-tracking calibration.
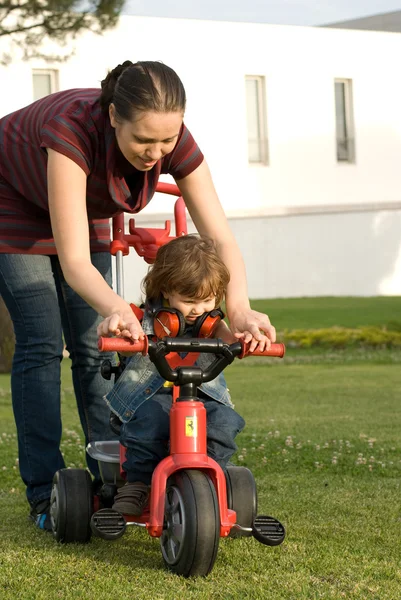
[1,295,401,598]
[251,295,401,330]
[1,354,401,599]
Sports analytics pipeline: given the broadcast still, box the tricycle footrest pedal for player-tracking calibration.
[252,515,285,546]
[90,508,126,540]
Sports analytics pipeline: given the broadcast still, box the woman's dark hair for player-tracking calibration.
[100,60,186,121]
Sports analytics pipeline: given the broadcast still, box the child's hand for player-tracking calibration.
[228,308,276,353]
[97,310,145,341]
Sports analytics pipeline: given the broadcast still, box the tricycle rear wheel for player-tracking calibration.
[160,469,220,577]
[50,468,93,543]
[226,465,257,537]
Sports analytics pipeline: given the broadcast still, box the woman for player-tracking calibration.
[0,60,276,530]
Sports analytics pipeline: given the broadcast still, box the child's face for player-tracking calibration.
[163,292,216,324]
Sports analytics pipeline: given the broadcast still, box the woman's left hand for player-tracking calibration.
[229,308,276,353]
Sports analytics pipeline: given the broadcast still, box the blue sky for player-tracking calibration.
[124,0,401,26]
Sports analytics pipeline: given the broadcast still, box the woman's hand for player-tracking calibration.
[97,310,145,341]
[228,308,276,353]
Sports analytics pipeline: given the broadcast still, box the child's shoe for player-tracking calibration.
[29,498,52,532]
[112,482,150,515]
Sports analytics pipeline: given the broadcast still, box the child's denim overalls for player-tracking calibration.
[104,300,245,484]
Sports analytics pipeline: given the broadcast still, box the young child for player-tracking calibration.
[105,234,245,515]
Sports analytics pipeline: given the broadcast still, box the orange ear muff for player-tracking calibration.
[192,308,224,338]
[153,307,186,338]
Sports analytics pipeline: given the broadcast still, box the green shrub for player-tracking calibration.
[0,297,15,373]
[282,326,401,349]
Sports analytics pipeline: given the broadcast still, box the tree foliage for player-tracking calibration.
[0,0,125,62]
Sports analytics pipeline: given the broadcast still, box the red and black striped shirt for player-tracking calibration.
[0,89,203,254]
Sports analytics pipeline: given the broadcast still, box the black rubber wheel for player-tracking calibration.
[226,466,258,538]
[50,468,93,543]
[160,469,220,577]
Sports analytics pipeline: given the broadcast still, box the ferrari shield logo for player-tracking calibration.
[185,416,197,437]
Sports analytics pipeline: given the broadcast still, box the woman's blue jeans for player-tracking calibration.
[0,252,116,506]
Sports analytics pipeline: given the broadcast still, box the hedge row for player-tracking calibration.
[281,326,401,349]
[1,317,400,375]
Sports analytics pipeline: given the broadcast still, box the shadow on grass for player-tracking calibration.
[0,496,165,573]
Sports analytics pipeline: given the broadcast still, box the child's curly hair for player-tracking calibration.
[142,234,230,307]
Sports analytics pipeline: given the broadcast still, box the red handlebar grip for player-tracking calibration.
[240,341,285,358]
[98,337,148,355]
[251,343,285,357]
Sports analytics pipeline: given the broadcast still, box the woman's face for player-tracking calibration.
[109,105,183,171]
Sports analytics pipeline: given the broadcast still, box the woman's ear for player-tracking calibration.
[109,103,117,128]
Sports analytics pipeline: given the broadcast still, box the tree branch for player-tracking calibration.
[0,0,124,63]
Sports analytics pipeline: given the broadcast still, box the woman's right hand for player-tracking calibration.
[97,310,145,341]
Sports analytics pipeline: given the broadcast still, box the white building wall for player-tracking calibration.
[1,17,400,298]
[115,206,401,301]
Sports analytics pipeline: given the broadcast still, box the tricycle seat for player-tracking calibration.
[86,440,122,484]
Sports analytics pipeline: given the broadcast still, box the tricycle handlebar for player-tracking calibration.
[98,336,285,385]
[98,336,285,358]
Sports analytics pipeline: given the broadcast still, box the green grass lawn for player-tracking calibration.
[251,296,401,330]
[0,297,400,599]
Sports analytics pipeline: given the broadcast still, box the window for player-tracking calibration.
[334,79,355,162]
[245,75,268,164]
[32,69,59,101]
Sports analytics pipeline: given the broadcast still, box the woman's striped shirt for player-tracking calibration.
[0,88,204,254]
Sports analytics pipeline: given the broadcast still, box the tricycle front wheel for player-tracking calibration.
[160,469,220,577]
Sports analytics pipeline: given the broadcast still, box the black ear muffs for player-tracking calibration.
[153,307,186,338]
[192,308,224,338]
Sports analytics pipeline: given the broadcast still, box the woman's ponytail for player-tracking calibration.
[99,60,134,113]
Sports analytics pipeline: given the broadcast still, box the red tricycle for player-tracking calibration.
[49,183,286,577]
[50,334,285,577]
